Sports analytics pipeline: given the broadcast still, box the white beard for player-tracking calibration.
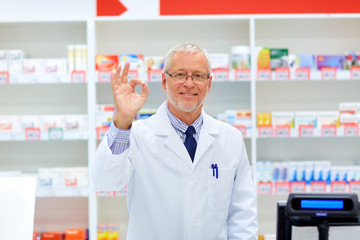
[166,88,201,113]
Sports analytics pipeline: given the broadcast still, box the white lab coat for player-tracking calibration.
[91,101,258,240]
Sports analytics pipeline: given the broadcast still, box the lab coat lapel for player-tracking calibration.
[193,112,220,166]
[154,102,193,169]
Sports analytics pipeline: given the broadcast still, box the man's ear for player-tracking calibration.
[162,72,167,90]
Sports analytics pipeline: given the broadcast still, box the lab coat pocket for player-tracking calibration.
[208,167,236,212]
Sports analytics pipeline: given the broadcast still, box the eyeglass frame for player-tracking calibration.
[165,71,211,84]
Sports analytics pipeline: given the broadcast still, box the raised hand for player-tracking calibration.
[111,62,149,129]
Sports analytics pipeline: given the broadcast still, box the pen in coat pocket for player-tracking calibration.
[211,163,218,179]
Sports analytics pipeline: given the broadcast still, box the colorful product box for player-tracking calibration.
[41,232,63,240]
[96,105,115,128]
[270,48,289,70]
[0,50,8,71]
[231,45,250,69]
[0,116,22,132]
[97,224,108,240]
[23,59,44,74]
[37,168,65,188]
[256,161,273,182]
[316,55,343,70]
[272,162,288,182]
[42,115,65,132]
[43,58,68,74]
[95,55,119,72]
[339,113,360,126]
[209,53,229,70]
[107,224,119,240]
[119,54,144,73]
[314,161,331,183]
[271,111,294,128]
[224,110,252,129]
[64,167,88,188]
[343,51,360,70]
[294,54,316,69]
[294,111,317,129]
[138,109,156,120]
[145,56,164,71]
[21,115,42,131]
[316,111,339,128]
[257,113,271,126]
[256,47,270,69]
[339,102,360,114]
[65,228,86,240]
[65,115,88,132]
[8,49,24,74]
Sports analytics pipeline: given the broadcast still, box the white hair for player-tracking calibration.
[163,42,212,73]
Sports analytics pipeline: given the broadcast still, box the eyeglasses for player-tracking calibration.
[165,71,210,84]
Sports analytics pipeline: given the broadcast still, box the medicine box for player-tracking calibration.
[294,111,317,129]
[95,55,119,72]
[316,111,339,128]
[231,45,250,69]
[145,56,164,71]
[294,54,316,69]
[7,49,24,75]
[270,48,289,70]
[257,47,270,69]
[119,54,144,73]
[317,55,343,70]
[271,111,294,128]
[209,53,229,70]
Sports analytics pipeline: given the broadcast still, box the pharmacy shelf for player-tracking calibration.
[0,73,86,84]
[255,126,359,138]
[36,187,89,198]
[1,8,360,239]
[257,70,360,81]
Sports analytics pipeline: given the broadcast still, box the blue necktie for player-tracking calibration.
[184,126,197,162]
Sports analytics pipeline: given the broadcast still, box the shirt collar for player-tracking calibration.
[166,101,203,134]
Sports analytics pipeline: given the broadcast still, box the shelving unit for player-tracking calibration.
[1,4,360,239]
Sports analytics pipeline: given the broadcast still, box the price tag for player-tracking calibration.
[71,70,86,83]
[275,181,290,195]
[290,181,306,193]
[0,71,9,84]
[321,67,337,80]
[25,127,41,140]
[147,69,162,82]
[295,68,310,80]
[275,125,290,138]
[213,69,229,81]
[49,128,63,140]
[257,182,273,195]
[233,125,247,137]
[257,68,271,81]
[351,66,360,80]
[96,126,109,140]
[311,181,326,193]
[98,71,112,83]
[321,125,337,137]
[275,67,290,81]
[299,125,314,137]
[258,125,273,138]
[235,69,250,81]
[349,181,360,193]
[331,181,347,193]
[344,124,359,137]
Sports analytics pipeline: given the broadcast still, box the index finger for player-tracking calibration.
[120,62,130,83]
